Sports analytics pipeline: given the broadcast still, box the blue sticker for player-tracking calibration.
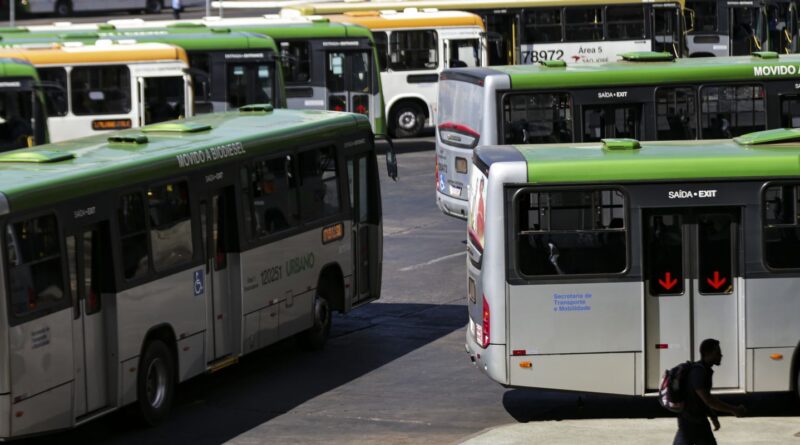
[194,270,205,296]
[438,172,447,192]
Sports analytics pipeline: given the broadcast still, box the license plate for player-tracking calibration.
[449,184,462,196]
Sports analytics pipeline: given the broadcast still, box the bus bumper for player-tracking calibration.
[465,327,507,385]
[436,190,468,220]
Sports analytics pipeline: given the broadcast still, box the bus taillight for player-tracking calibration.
[481,294,490,348]
[438,121,480,149]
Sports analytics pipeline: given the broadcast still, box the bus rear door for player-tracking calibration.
[200,186,239,363]
[644,208,741,391]
[347,149,381,306]
[67,224,113,418]
[326,51,373,121]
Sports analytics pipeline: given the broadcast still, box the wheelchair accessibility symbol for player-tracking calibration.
[194,270,205,296]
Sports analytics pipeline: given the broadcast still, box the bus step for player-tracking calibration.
[208,355,239,373]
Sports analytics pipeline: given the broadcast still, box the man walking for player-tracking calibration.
[674,339,746,445]
[172,0,182,19]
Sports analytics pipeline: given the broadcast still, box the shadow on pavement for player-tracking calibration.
[503,388,800,422]
[20,303,465,445]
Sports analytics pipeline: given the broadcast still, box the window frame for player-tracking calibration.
[240,149,302,243]
[146,179,195,274]
[114,176,198,286]
[387,29,440,71]
[604,4,647,41]
[297,144,344,223]
[70,64,132,116]
[653,85,700,140]
[761,181,800,272]
[4,211,70,326]
[279,39,313,85]
[508,185,631,282]
[698,82,768,139]
[499,90,575,144]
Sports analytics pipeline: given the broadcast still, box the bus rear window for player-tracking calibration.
[763,184,800,269]
[438,79,483,140]
[515,189,626,276]
[502,93,573,144]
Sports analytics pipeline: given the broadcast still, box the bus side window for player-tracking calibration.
[655,87,698,140]
[373,31,389,72]
[389,30,439,71]
[71,66,131,116]
[606,5,646,40]
[763,184,800,269]
[118,192,150,280]
[243,155,299,239]
[5,214,66,318]
[516,189,626,276]
[146,181,193,272]
[700,85,766,138]
[37,67,68,117]
[502,93,573,144]
[522,8,563,44]
[280,40,312,83]
[298,146,341,222]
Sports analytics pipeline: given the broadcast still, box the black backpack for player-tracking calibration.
[658,361,695,413]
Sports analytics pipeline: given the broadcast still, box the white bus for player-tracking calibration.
[22,0,164,17]
[0,41,192,142]
[285,0,688,65]
[436,52,800,219]
[324,9,488,138]
[465,133,800,398]
[0,106,389,438]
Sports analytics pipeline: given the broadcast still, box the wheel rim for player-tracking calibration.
[146,358,167,409]
[397,110,418,131]
[314,297,330,331]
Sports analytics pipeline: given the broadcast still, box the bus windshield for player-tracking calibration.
[0,89,35,151]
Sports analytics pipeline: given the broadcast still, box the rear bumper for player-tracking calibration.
[436,190,468,220]
[465,325,507,385]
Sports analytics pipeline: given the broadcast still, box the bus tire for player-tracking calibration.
[54,0,72,16]
[391,102,425,138]
[145,0,163,14]
[299,293,331,350]
[137,339,176,426]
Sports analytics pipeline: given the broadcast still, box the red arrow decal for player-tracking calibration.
[706,271,727,290]
[658,272,678,290]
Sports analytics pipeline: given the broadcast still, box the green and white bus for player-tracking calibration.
[465,132,800,398]
[0,58,48,151]
[0,106,388,438]
[285,0,688,64]
[11,14,387,136]
[436,51,800,219]
[0,29,287,115]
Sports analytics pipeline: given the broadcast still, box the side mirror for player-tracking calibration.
[377,134,398,181]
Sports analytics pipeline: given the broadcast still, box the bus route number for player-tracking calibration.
[522,49,564,64]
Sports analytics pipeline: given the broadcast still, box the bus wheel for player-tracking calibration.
[54,0,72,16]
[145,0,162,14]
[391,103,425,138]
[299,294,331,350]
[137,340,175,426]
